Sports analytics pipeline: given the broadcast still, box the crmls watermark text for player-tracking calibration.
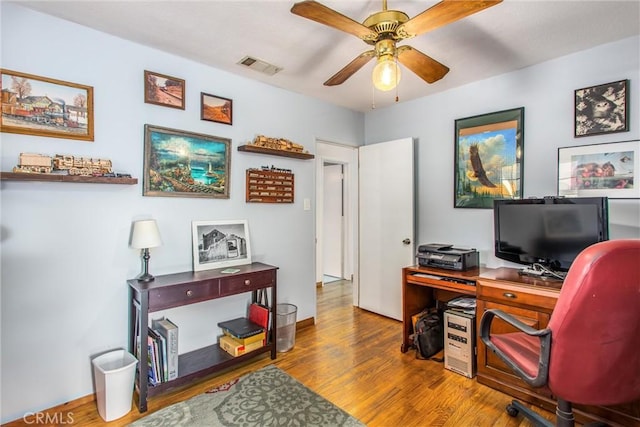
[23,412,75,424]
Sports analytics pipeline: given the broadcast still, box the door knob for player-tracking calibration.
[402,238,411,245]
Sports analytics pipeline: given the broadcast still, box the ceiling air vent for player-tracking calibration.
[237,56,283,76]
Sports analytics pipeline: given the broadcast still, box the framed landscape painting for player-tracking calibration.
[143,125,231,198]
[144,70,185,110]
[0,69,94,141]
[558,140,638,199]
[191,220,252,271]
[454,107,525,208]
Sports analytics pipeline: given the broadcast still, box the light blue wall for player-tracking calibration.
[0,3,363,423]
[365,35,640,267]
[2,1,639,423]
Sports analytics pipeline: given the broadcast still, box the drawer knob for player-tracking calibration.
[503,292,517,299]
[244,279,251,286]
[186,290,193,297]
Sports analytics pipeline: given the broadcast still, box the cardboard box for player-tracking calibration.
[219,334,264,357]
[223,329,266,346]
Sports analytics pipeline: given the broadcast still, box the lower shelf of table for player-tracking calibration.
[140,342,274,397]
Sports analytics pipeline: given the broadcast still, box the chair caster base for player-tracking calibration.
[506,403,519,417]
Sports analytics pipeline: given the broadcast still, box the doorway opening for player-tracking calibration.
[315,141,359,305]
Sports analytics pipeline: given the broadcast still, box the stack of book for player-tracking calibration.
[218,317,265,357]
[145,318,179,386]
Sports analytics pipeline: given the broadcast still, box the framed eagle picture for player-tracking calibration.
[454,107,525,208]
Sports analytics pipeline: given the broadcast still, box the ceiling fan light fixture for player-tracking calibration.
[372,55,401,91]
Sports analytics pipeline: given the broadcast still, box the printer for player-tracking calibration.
[417,243,479,271]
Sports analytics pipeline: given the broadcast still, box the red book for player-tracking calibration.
[248,303,269,330]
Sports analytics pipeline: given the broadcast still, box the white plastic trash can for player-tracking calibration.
[92,349,138,422]
[276,303,298,352]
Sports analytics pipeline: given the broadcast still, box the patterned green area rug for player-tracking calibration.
[129,365,365,426]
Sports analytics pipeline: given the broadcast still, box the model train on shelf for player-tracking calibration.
[249,135,306,153]
[12,153,116,177]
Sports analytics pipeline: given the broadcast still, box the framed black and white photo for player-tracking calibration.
[191,220,252,271]
[575,79,629,137]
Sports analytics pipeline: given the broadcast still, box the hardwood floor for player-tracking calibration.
[4,280,559,426]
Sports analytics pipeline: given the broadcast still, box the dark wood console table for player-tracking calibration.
[402,264,640,426]
[128,262,278,412]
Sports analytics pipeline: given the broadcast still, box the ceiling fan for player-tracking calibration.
[291,0,502,91]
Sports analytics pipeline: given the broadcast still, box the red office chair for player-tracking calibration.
[480,239,640,427]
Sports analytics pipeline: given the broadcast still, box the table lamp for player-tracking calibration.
[130,219,162,282]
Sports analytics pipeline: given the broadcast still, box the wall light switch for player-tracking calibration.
[303,198,311,210]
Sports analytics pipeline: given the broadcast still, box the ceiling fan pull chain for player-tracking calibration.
[395,58,400,103]
[371,84,376,109]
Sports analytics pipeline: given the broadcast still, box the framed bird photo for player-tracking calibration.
[454,107,525,208]
[558,140,638,199]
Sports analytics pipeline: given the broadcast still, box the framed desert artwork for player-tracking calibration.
[201,92,232,125]
[144,70,185,110]
[0,69,94,141]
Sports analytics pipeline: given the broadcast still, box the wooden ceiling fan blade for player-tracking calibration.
[324,50,376,86]
[291,1,377,40]
[398,0,502,39]
[397,46,449,84]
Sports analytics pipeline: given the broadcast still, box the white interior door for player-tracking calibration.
[358,138,415,320]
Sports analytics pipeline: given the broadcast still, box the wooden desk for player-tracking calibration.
[402,265,640,426]
[401,265,482,352]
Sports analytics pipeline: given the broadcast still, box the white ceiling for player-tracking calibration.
[15,0,640,113]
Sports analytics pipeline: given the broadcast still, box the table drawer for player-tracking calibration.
[148,280,220,311]
[477,279,558,312]
[220,270,274,296]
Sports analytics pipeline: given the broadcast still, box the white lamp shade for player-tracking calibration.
[130,219,162,249]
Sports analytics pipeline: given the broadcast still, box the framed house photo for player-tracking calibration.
[144,70,185,110]
[558,140,638,199]
[454,107,525,208]
[0,69,94,141]
[143,124,231,198]
[191,220,252,271]
[575,79,629,137]
[201,92,232,125]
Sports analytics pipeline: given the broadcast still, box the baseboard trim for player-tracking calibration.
[3,394,96,426]
[4,318,318,426]
[296,317,315,331]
